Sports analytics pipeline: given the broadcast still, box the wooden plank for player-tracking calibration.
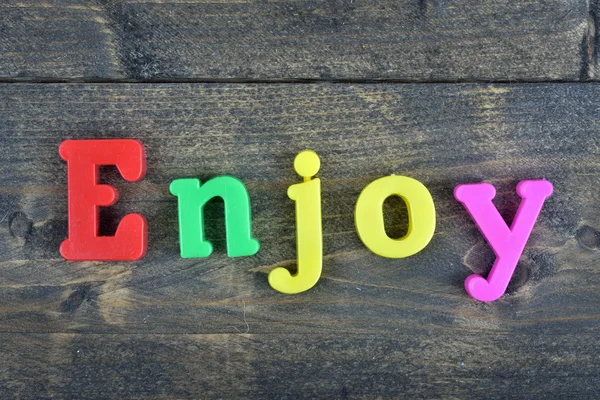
[0,1,124,80]
[0,0,591,81]
[0,83,599,397]
[1,331,598,399]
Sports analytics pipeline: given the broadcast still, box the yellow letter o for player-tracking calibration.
[355,175,435,258]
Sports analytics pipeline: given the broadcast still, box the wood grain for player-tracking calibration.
[0,1,123,80]
[0,0,591,81]
[0,83,599,398]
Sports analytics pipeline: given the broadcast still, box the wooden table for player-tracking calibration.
[1,1,599,398]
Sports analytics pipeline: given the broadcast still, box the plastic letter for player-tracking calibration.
[269,150,322,294]
[59,139,147,261]
[454,180,553,302]
[355,175,436,258]
[170,176,260,258]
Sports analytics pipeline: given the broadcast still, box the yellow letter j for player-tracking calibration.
[268,150,323,294]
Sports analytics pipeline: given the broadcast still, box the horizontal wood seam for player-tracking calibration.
[0,78,598,84]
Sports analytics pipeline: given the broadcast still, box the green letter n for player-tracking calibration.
[170,176,260,258]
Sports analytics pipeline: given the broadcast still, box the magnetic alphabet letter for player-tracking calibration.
[355,175,436,258]
[269,150,323,294]
[170,176,260,258]
[454,180,553,302]
[59,139,148,261]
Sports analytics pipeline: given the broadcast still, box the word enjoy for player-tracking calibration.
[59,139,553,302]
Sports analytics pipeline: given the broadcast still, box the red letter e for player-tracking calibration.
[59,139,147,261]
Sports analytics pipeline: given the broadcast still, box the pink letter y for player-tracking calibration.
[454,180,553,302]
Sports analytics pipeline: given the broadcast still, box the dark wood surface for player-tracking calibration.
[0,0,593,81]
[0,83,599,398]
[2,0,600,398]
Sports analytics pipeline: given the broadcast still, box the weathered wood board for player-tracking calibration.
[0,0,591,81]
[0,83,599,398]
[0,1,123,80]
